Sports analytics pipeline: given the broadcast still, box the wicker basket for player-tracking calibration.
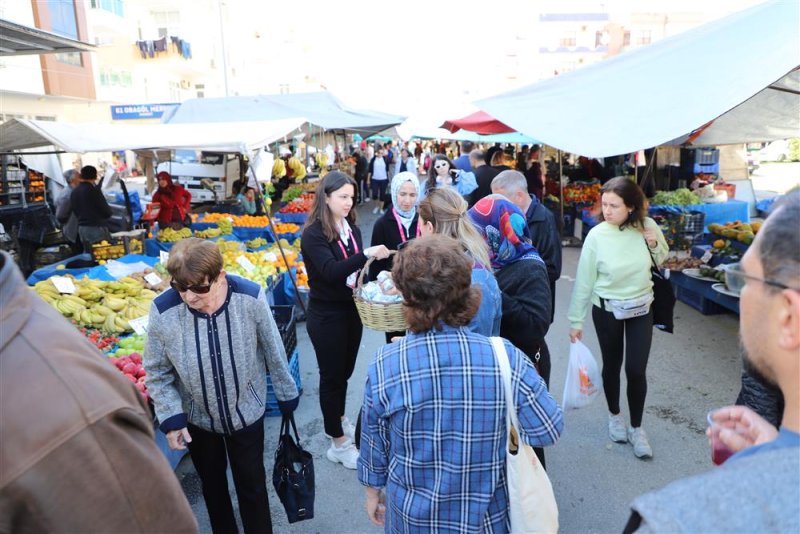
[353,253,408,332]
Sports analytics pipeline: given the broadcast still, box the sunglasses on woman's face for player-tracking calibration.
[170,277,216,294]
[434,162,448,169]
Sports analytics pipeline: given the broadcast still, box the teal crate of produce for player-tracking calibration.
[265,349,302,416]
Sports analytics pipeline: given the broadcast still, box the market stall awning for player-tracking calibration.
[162,91,405,137]
[0,117,307,154]
[476,0,800,157]
[440,111,516,135]
[0,18,95,56]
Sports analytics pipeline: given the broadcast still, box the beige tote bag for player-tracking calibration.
[491,337,559,534]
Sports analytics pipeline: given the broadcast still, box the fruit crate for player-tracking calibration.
[91,237,126,262]
[265,349,302,417]
[676,285,727,315]
[111,229,147,255]
[271,305,296,357]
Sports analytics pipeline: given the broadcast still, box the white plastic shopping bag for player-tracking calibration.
[562,340,602,410]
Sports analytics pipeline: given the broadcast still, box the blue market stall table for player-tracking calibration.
[650,200,749,232]
[580,199,751,235]
[669,271,740,315]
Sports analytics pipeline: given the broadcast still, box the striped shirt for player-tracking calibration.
[358,325,563,533]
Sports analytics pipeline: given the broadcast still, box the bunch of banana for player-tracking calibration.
[246,237,268,249]
[54,295,88,317]
[33,279,61,303]
[103,312,130,334]
[103,295,128,312]
[195,227,223,239]
[157,227,193,243]
[217,219,233,235]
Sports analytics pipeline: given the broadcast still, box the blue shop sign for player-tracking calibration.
[111,103,178,120]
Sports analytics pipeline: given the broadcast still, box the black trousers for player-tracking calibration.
[306,299,363,438]
[187,419,272,534]
[527,340,551,470]
[592,305,653,428]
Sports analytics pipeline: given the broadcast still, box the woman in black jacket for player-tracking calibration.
[469,194,553,466]
[300,172,390,470]
[369,172,421,343]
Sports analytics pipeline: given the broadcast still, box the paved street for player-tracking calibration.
[177,201,744,534]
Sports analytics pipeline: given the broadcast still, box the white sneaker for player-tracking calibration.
[608,414,628,443]
[628,427,653,459]
[326,439,359,469]
[372,207,379,214]
[341,417,356,441]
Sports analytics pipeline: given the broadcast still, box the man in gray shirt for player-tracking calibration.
[624,190,800,533]
[55,169,81,253]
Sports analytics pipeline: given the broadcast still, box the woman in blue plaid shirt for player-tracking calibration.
[358,234,564,533]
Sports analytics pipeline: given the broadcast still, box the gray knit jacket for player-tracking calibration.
[144,275,299,434]
[628,446,799,532]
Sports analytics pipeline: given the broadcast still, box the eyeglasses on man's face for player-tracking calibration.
[724,266,797,294]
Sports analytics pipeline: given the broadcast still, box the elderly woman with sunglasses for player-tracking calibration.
[144,237,299,534]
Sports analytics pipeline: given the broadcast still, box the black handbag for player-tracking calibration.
[647,242,676,333]
[272,415,315,523]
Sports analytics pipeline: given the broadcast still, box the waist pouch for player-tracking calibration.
[604,293,653,320]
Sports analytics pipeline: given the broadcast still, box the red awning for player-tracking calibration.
[440,111,516,135]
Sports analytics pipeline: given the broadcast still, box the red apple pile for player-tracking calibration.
[109,352,150,402]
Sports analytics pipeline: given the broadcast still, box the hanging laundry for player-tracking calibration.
[153,36,167,53]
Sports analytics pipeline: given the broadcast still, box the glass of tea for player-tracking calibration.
[707,410,736,465]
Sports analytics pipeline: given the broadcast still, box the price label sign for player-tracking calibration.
[159,250,170,265]
[262,252,278,263]
[51,276,76,294]
[129,315,150,335]
[237,255,256,273]
[144,272,163,286]
[701,250,714,264]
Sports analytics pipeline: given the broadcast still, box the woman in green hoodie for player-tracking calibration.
[567,177,668,460]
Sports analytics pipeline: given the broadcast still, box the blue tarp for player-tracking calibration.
[27,254,159,285]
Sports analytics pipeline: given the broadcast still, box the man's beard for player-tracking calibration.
[741,337,778,389]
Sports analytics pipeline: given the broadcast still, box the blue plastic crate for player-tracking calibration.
[693,162,719,175]
[276,212,308,224]
[676,285,726,315]
[265,349,302,416]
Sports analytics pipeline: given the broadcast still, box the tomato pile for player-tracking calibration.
[278,197,313,213]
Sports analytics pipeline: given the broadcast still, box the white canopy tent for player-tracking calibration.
[0,117,307,154]
[477,0,800,157]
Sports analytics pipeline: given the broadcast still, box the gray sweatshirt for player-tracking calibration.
[629,446,799,532]
[144,275,299,434]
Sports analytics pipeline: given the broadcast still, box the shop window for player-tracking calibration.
[93,0,124,17]
[636,30,651,45]
[623,31,631,46]
[48,1,78,39]
[45,1,84,66]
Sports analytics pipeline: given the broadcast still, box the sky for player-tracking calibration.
[219,0,766,118]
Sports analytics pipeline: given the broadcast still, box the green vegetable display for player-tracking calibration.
[651,188,702,206]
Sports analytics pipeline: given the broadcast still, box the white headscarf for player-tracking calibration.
[390,171,420,220]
